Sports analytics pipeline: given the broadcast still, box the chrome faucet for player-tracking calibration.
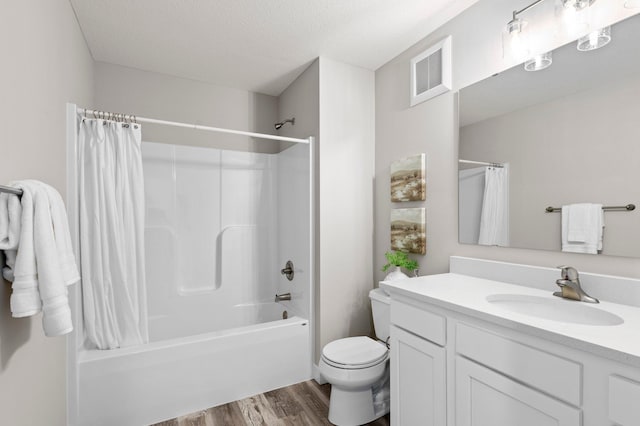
[275,293,292,302]
[553,265,599,303]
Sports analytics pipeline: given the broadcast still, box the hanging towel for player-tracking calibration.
[561,203,604,254]
[30,180,80,285]
[4,183,40,317]
[0,192,22,281]
[2,181,79,336]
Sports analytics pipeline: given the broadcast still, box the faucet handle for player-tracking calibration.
[556,265,579,280]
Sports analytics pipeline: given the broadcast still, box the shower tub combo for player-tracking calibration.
[66,106,314,425]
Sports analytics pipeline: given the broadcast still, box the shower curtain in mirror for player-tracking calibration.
[78,118,149,349]
[478,166,509,247]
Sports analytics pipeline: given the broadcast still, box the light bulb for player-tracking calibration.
[504,18,530,60]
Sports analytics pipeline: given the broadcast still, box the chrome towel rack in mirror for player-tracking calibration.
[545,204,636,213]
[0,185,22,197]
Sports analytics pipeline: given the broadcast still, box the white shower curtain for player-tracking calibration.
[478,166,509,247]
[78,118,148,349]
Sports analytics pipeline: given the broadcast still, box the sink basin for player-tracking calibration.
[486,294,624,326]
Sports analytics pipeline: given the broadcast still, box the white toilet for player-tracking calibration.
[319,288,391,426]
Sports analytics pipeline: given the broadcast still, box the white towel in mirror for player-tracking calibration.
[561,203,604,254]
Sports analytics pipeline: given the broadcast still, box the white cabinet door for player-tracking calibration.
[456,356,581,426]
[609,375,640,426]
[390,325,446,426]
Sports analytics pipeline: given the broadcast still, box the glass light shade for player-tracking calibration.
[557,0,592,36]
[577,26,611,51]
[524,52,553,71]
[624,0,640,7]
[562,0,595,11]
[502,18,530,60]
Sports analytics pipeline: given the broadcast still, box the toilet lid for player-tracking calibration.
[322,336,388,368]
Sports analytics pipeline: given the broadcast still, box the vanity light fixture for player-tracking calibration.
[577,26,611,51]
[524,51,553,71]
[562,0,596,11]
[503,0,546,60]
[559,0,596,36]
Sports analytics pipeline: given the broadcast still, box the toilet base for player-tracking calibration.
[328,386,377,426]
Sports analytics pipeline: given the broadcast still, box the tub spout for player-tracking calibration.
[275,293,292,302]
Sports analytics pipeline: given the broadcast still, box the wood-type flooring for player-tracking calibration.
[153,380,390,426]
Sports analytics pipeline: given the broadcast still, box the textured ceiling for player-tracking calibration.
[69,0,476,96]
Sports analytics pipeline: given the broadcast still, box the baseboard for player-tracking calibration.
[312,363,327,385]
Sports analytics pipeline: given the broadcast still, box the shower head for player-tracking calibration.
[274,117,295,130]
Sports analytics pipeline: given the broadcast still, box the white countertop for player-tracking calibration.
[381,273,640,367]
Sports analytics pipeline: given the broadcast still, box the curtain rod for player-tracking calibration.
[78,108,310,144]
[458,159,504,168]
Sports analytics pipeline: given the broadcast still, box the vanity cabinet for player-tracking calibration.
[390,325,446,426]
[388,296,640,426]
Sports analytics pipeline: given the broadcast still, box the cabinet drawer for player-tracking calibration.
[391,301,446,346]
[456,323,582,406]
[609,375,640,425]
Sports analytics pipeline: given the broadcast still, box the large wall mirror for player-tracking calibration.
[458,13,640,258]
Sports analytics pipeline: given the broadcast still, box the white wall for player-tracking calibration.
[94,62,280,153]
[278,58,375,362]
[0,1,94,425]
[318,58,375,360]
[375,0,640,281]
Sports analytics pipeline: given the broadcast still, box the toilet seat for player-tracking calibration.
[321,336,388,370]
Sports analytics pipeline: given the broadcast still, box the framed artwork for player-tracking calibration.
[391,208,426,255]
[410,35,452,106]
[390,153,426,202]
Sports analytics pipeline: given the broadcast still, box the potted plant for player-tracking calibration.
[382,250,419,281]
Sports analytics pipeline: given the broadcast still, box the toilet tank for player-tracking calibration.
[369,288,391,342]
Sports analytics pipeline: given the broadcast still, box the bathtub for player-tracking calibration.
[74,302,311,426]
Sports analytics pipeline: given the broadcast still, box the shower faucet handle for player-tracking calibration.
[281,260,294,281]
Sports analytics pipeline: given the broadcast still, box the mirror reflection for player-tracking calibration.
[458,14,640,257]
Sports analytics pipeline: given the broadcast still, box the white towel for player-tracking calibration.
[5,183,40,317]
[2,181,79,336]
[29,180,80,286]
[561,203,604,254]
[0,193,21,250]
[0,192,22,282]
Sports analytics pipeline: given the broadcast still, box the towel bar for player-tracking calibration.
[545,204,636,213]
[0,185,22,197]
